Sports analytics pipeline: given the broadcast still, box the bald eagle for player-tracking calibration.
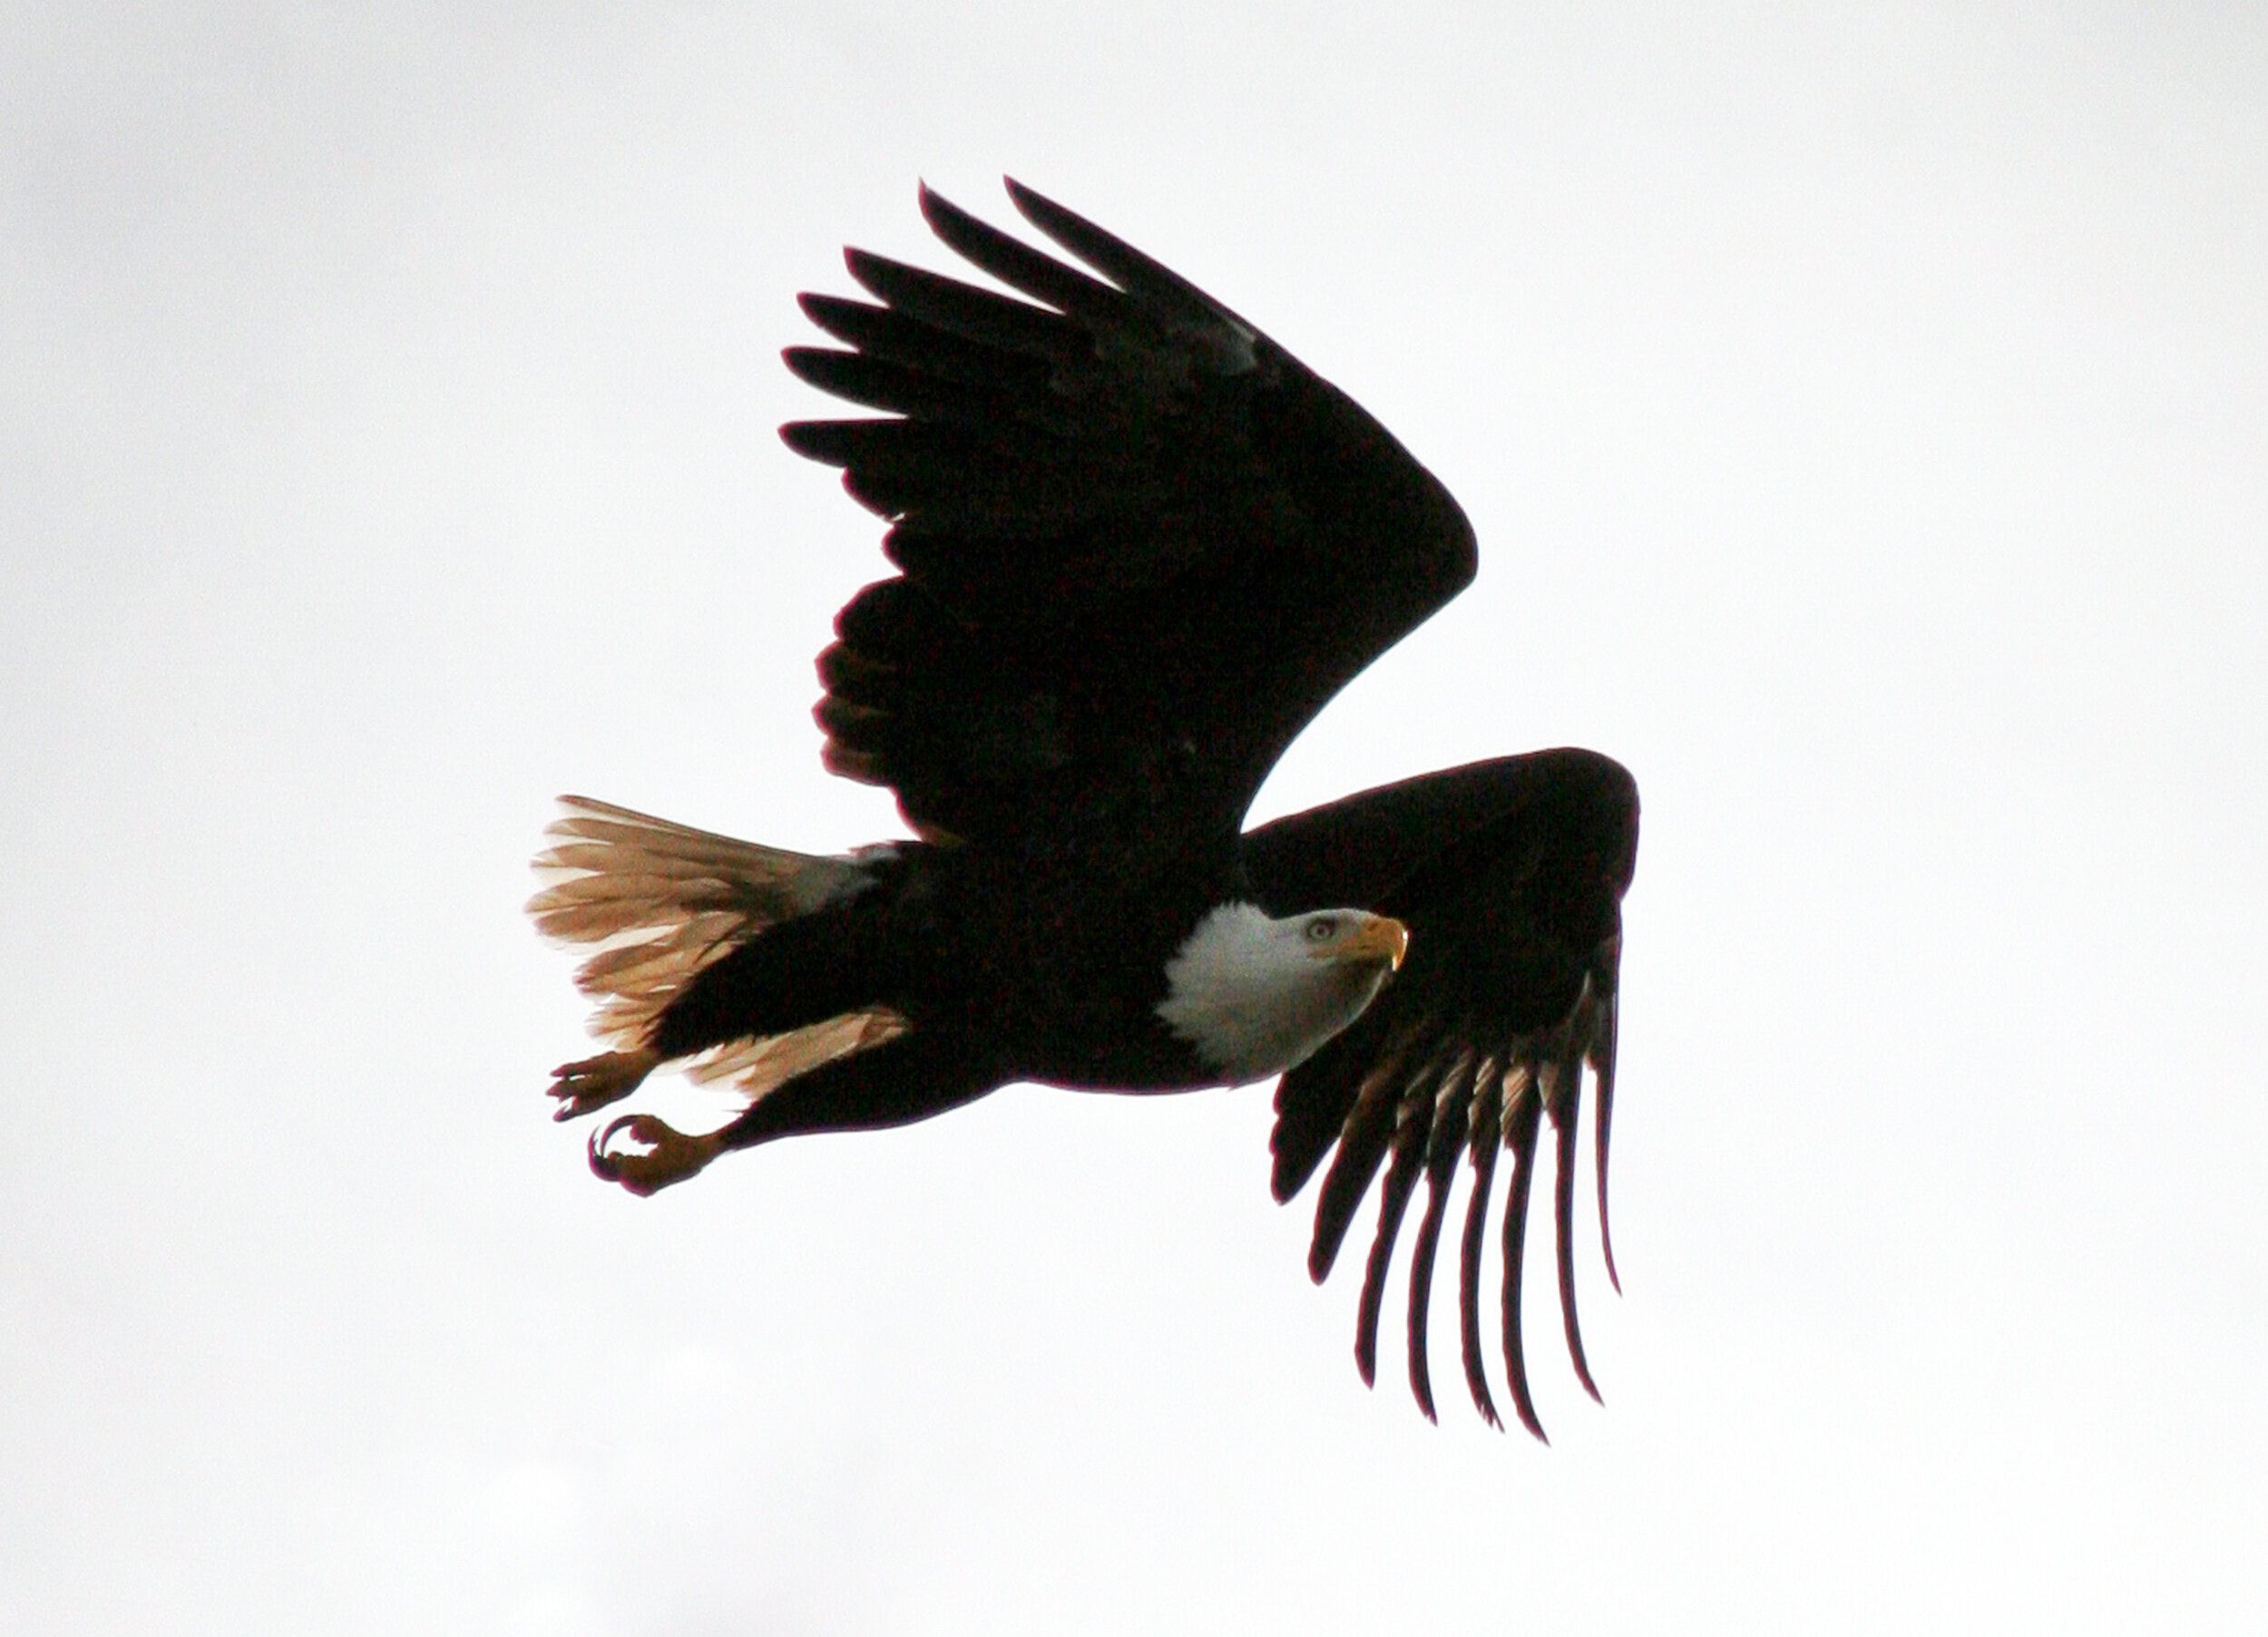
[530,181,1638,1435]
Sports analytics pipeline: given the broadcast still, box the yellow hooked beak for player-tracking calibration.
[1341,913,1410,972]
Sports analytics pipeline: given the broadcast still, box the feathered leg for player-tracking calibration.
[589,1032,995,1195]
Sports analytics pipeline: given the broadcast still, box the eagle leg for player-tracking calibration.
[589,1115,723,1196]
[547,1047,660,1122]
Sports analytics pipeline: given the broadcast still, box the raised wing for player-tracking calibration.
[1241,750,1639,1433]
[784,180,1476,850]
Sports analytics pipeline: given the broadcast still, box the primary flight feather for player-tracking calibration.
[530,180,1639,1433]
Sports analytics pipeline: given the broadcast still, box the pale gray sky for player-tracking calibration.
[5,4,2265,1632]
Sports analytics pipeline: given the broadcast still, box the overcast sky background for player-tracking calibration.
[6,4,2266,1633]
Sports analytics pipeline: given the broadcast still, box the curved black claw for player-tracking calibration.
[588,1114,721,1196]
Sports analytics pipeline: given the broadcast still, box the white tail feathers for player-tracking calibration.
[529,795,905,1102]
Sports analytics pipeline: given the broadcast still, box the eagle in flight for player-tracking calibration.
[530,180,1639,1435]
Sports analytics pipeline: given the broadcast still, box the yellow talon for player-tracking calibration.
[589,1115,723,1196]
[548,1047,660,1121]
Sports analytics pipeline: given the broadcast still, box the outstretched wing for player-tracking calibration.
[1241,749,1639,1435]
[784,180,1476,852]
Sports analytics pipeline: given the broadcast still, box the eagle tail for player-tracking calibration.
[527,795,907,1126]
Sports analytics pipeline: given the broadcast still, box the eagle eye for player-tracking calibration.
[1305,917,1337,942]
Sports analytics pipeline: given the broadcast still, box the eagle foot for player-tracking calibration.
[548,1048,660,1121]
[589,1115,722,1196]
